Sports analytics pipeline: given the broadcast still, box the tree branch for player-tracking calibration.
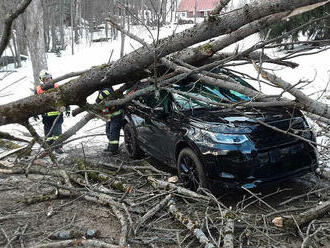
[253,61,330,120]
[0,0,326,125]
[210,0,231,15]
[0,0,32,57]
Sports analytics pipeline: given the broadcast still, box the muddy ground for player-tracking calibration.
[0,145,330,248]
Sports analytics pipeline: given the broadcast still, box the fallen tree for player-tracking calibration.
[0,0,330,126]
[1,2,330,247]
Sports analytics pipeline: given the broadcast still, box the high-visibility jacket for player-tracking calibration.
[36,82,61,116]
[96,87,124,119]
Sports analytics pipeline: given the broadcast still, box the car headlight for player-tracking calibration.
[203,130,249,145]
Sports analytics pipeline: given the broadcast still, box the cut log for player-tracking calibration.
[272,200,330,228]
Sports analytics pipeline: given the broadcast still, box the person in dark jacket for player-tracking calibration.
[96,87,124,156]
[36,70,69,154]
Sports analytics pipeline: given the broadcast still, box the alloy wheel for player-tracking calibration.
[124,127,133,155]
[179,154,200,190]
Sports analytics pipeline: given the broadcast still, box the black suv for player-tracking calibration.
[123,73,318,190]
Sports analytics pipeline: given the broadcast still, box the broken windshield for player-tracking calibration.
[172,82,250,111]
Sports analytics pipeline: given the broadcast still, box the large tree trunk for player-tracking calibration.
[15,15,28,56]
[59,0,65,50]
[25,0,48,86]
[74,0,81,44]
[11,30,21,68]
[0,0,328,125]
[42,0,50,52]
[120,1,126,58]
[70,0,75,55]
[50,3,58,53]
[162,0,168,25]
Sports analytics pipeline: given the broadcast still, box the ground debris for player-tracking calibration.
[0,147,329,248]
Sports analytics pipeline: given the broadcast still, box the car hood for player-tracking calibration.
[186,107,304,134]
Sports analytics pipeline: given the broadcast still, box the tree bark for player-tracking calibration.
[11,30,21,67]
[254,62,330,122]
[120,2,126,58]
[15,15,28,56]
[0,0,32,58]
[272,200,330,228]
[50,3,58,53]
[176,12,289,65]
[74,0,81,44]
[70,0,75,55]
[59,0,65,50]
[31,239,119,248]
[25,0,48,85]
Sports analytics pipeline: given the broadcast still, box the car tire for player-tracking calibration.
[177,148,207,191]
[124,123,144,158]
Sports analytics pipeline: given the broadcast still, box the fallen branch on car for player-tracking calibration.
[253,61,330,119]
[1,0,329,125]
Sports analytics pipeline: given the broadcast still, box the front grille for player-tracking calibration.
[253,145,315,179]
[248,118,305,150]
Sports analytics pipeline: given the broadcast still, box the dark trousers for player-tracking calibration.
[42,114,63,146]
[106,114,123,152]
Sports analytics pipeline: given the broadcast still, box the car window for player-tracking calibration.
[139,90,171,113]
[172,78,251,111]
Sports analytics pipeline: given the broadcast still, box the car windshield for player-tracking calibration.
[172,81,251,111]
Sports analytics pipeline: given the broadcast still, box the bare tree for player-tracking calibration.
[120,0,127,58]
[15,14,28,56]
[74,0,82,44]
[0,0,32,58]
[59,0,66,51]
[25,0,48,85]
[70,0,75,55]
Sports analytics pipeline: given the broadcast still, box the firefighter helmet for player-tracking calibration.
[39,69,52,82]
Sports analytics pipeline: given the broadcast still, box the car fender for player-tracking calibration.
[123,114,140,143]
[175,139,205,167]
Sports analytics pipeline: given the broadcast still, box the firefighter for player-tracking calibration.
[36,70,69,154]
[96,87,124,156]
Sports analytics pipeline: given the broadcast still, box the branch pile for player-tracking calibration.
[0,149,330,247]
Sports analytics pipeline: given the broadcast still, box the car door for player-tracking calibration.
[128,101,151,152]
[140,90,181,163]
[129,92,166,157]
